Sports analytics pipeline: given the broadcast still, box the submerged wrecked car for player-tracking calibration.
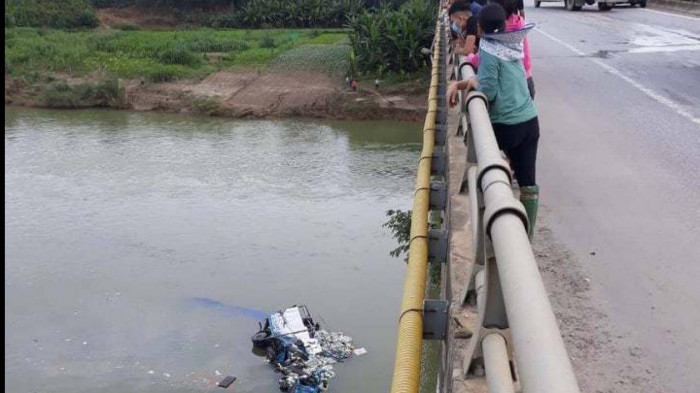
[251,305,365,393]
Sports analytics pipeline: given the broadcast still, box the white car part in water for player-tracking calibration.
[269,306,323,355]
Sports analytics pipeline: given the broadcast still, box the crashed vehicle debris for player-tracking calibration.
[251,305,365,393]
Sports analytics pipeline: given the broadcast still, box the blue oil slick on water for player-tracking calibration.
[187,297,268,320]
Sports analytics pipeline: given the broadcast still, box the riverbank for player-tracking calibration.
[5,71,428,121]
[4,26,429,121]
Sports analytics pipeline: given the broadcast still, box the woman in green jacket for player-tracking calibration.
[447,3,540,240]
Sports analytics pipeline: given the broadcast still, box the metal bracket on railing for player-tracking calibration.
[464,90,489,113]
[463,207,485,305]
[435,124,447,146]
[429,181,447,211]
[428,227,448,263]
[460,116,477,194]
[423,299,449,340]
[458,60,476,80]
[465,121,477,165]
[431,151,446,176]
[456,113,465,137]
[464,234,490,305]
[460,165,486,305]
[438,85,446,98]
[463,267,482,308]
[482,194,529,239]
[476,163,512,194]
[437,106,447,125]
[457,61,469,74]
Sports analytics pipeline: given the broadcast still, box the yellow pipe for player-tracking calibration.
[389,20,443,393]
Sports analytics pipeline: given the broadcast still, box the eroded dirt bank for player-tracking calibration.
[5,71,428,122]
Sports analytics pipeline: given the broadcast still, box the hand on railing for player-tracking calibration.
[447,78,478,107]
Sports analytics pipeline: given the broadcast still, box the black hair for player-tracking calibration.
[448,0,471,16]
[478,3,506,34]
[488,0,519,17]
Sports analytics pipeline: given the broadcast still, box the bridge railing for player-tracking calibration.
[389,16,451,393]
[389,7,582,393]
[451,19,581,393]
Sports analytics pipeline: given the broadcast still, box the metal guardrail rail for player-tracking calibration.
[452,21,582,393]
[389,16,450,393]
[389,7,582,393]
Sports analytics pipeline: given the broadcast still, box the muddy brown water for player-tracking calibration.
[4,107,430,393]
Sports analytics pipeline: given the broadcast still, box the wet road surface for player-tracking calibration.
[527,3,700,392]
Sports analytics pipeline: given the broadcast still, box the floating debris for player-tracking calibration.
[218,376,237,389]
[252,305,363,392]
[353,348,367,356]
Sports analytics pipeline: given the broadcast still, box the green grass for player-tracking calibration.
[307,32,348,45]
[191,96,223,116]
[37,77,126,108]
[5,27,352,80]
[271,45,351,75]
[5,0,99,29]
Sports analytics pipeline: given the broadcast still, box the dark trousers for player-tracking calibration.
[492,116,540,187]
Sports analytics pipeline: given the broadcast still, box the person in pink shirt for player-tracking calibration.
[491,0,535,99]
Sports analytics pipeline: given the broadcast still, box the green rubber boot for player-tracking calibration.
[519,185,539,241]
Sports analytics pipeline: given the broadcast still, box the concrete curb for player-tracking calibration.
[648,0,700,17]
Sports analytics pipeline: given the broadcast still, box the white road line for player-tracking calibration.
[534,27,700,127]
[641,8,700,21]
[628,44,700,53]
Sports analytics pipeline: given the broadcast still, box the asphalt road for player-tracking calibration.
[524,3,700,392]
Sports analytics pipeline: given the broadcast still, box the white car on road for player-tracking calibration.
[534,0,628,11]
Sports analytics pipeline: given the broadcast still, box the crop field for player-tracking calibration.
[4,27,350,82]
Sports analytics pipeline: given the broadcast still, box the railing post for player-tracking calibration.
[483,333,516,393]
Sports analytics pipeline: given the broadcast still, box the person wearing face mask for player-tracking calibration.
[449,1,481,62]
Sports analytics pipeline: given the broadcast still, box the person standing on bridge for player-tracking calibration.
[449,1,481,66]
[490,0,535,99]
[447,3,540,240]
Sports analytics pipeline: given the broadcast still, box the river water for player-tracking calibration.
[4,107,424,393]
